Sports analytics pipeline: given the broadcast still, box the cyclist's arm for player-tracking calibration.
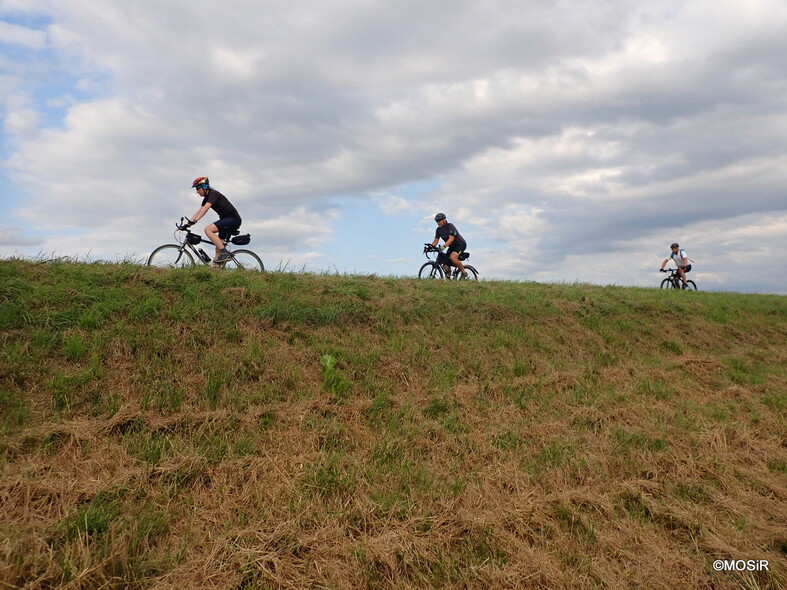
[443,235,455,248]
[660,258,670,270]
[190,202,213,223]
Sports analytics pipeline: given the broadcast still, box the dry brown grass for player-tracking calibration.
[1,260,785,588]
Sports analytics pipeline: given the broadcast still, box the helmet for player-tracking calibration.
[434,212,446,222]
[191,176,210,189]
[670,243,679,248]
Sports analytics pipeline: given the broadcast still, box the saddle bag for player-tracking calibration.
[231,234,251,245]
[459,252,470,261]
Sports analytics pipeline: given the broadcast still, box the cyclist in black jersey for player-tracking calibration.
[186,176,242,263]
[430,212,468,279]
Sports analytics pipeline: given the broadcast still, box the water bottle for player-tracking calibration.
[197,248,211,263]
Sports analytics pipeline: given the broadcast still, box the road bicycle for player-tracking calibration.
[660,267,697,290]
[418,244,479,280]
[147,218,264,271]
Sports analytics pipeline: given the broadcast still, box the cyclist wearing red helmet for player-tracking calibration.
[430,212,469,279]
[660,242,692,288]
[186,176,242,263]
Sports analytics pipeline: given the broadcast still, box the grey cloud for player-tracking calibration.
[0,226,45,247]
[2,1,786,292]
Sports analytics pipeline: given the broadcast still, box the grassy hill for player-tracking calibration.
[1,259,785,589]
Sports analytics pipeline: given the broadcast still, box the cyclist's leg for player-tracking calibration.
[436,251,452,277]
[211,218,241,260]
[678,266,688,285]
[449,249,466,276]
[204,224,225,256]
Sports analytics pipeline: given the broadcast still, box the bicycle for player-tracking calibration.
[660,267,697,290]
[147,218,264,271]
[418,244,479,280]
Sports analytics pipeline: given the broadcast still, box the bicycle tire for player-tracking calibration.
[660,278,676,289]
[462,265,479,281]
[418,261,443,279]
[685,280,697,291]
[222,249,264,272]
[147,245,195,268]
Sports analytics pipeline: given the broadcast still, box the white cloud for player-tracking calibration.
[1,0,786,292]
[0,20,47,49]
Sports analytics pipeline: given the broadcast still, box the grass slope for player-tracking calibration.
[1,259,786,589]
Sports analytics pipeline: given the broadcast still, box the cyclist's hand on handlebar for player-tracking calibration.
[659,268,666,272]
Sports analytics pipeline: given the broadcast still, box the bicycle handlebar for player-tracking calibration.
[422,243,444,259]
[176,217,195,231]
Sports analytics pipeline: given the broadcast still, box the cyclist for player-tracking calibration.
[185,176,242,263]
[429,212,468,279]
[660,242,692,288]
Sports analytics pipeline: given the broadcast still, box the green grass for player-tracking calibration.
[1,259,785,589]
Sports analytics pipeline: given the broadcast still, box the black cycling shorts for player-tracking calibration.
[215,217,242,240]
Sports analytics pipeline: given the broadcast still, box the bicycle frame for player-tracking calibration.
[660,268,697,290]
[147,218,264,271]
[419,244,478,280]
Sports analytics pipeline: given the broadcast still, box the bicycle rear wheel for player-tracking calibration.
[147,245,195,268]
[418,262,443,279]
[685,280,697,291]
[461,265,479,281]
[223,249,264,272]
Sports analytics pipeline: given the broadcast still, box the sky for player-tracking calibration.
[1,0,786,293]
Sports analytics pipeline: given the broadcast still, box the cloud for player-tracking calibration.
[0,225,45,247]
[0,20,47,49]
[1,0,786,292]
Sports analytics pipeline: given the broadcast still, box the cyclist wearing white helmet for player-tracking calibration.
[660,242,692,287]
[430,212,468,279]
[186,176,242,263]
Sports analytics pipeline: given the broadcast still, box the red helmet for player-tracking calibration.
[670,243,679,248]
[191,176,210,189]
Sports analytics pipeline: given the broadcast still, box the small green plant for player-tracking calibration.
[0,389,28,433]
[320,354,350,397]
[423,396,451,419]
[62,332,89,359]
[59,490,124,541]
[492,430,522,451]
[512,359,529,377]
[661,341,683,355]
[638,377,674,400]
[724,357,766,385]
[612,428,668,452]
[305,452,352,499]
[124,430,173,466]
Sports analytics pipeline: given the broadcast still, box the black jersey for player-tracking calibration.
[202,189,241,220]
[435,223,466,251]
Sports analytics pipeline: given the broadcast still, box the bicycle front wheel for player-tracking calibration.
[418,262,443,279]
[223,249,264,272]
[660,278,676,289]
[147,245,195,268]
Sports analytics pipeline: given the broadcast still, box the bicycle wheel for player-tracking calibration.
[685,280,697,291]
[461,265,479,281]
[418,262,443,279]
[147,245,195,268]
[223,249,264,272]
[660,278,676,289]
